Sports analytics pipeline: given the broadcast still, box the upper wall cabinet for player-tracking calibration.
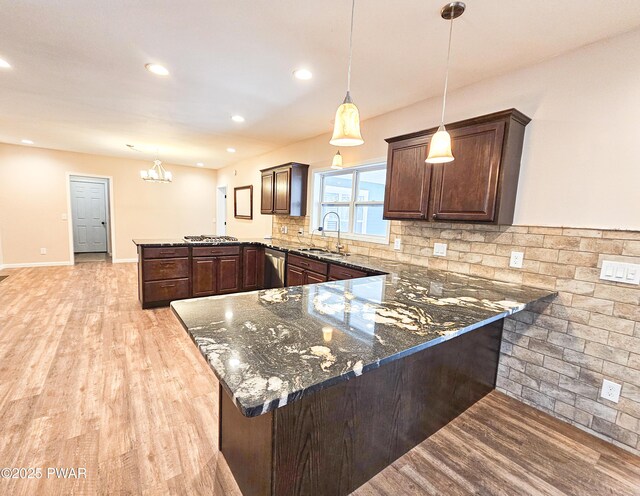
[260,162,309,216]
[383,109,530,224]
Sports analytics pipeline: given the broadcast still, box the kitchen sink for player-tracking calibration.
[298,247,332,254]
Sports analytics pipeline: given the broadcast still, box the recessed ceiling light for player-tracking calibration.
[293,68,313,80]
[21,139,34,145]
[226,148,236,153]
[0,58,11,69]
[145,63,169,76]
[197,162,204,167]
[231,115,245,123]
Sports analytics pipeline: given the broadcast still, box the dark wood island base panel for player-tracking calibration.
[220,319,503,496]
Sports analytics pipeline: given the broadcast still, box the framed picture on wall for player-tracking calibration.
[234,185,253,220]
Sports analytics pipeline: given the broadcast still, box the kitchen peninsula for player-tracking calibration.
[133,239,555,495]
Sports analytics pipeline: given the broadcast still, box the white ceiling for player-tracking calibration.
[1,0,639,169]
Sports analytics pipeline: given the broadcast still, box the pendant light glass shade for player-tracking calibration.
[331,150,343,169]
[426,2,465,165]
[330,0,364,147]
[425,125,454,163]
[330,93,364,147]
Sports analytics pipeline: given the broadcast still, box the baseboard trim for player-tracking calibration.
[112,258,137,264]
[1,261,74,269]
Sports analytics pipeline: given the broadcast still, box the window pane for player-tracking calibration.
[320,205,350,232]
[356,169,386,202]
[322,173,353,202]
[354,205,386,236]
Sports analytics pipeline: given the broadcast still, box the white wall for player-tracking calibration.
[0,144,217,265]
[217,27,640,237]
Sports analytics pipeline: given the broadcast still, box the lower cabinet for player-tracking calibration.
[192,255,241,297]
[191,246,242,297]
[286,264,305,286]
[242,246,264,291]
[192,257,217,297]
[285,254,329,286]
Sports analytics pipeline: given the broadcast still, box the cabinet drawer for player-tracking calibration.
[143,258,189,282]
[143,246,189,259]
[192,246,240,257]
[143,278,190,303]
[328,264,368,280]
[288,254,328,275]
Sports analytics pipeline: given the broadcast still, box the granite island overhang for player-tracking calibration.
[170,253,555,496]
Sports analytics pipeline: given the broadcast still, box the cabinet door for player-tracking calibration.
[273,168,291,214]
[429,121,506,222]
[242,247,264,291]
[192,258,217,297]
[261,172,274,214]
[383,137,432,219]
[305,271,328,285]
[217,255,241,294]
[286,265,305,287]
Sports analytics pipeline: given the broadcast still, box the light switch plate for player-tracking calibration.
[40,248,47,255]
[394,238,401,250]
[600,261,640,285]
[433,243,447,257]
[600,379,622,403]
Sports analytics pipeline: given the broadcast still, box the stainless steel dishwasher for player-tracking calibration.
[264,248,286,288]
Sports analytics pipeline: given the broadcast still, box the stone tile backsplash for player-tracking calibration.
[272,216,640,454]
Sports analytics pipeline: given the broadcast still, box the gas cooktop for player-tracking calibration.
[183,235,239,244]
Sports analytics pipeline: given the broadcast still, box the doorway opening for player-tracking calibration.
[217,186,227,235]
[68,175,113,264]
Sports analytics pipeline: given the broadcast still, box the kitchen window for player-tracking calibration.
[312,163,389,243]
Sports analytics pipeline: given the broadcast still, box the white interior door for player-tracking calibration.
[217,186,227,235]
[71,180,107,253]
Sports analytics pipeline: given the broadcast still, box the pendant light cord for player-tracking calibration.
[440,9,455,126]
[347,0,356,94]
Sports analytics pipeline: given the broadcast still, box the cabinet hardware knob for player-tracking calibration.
[432,213,437,219]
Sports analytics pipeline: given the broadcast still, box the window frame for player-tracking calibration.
[312,162,390,245]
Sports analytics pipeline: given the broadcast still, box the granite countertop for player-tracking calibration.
[167,238,556,418]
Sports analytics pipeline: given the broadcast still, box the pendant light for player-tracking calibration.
[330,0,364,147]
[331,150,343,170]
[140,158,173,183]
[426,2,465,164]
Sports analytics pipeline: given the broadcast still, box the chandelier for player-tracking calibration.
[140,159,172,183]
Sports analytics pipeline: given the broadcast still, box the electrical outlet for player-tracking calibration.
[280,226,288,234]
[40,248,47,255]
[510,251,524,268]
[600,379,622,403]
[394,238,401,250]
[433,243,447,257]
[61,213,68,220]
[298,228,304,235]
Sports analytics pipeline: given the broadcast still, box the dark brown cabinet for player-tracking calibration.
[260,163,309,216]
[242,246,264,291]
[328,264,368,281]
[260,173,274,214]
[138,246,191,309]
[384,136,432,219]
[285,264,305,287]
[286,254,328,286]
[384,109,530,224]
[191,246,241,297]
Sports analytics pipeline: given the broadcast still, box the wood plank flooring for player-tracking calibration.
[0,262,638,496]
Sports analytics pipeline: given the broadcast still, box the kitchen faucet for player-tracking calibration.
[320,211,344,254]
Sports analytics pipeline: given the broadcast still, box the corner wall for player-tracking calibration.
[0,143,217,264]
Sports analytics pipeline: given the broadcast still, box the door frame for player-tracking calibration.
[66,173,116,264]
[217,186,227,235]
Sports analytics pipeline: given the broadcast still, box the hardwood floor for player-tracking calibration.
[0,263,638,496]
